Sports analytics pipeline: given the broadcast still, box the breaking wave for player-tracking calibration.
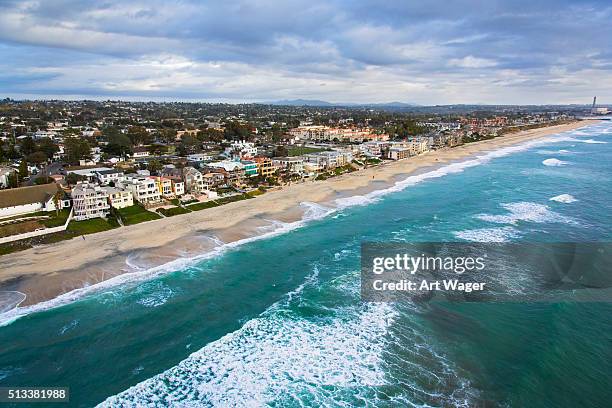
[550,194,578,203]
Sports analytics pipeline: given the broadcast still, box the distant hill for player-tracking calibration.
[264,99,419,108]
[266,99,333,106]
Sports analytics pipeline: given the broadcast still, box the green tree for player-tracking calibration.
[177,135,199,155]
[7,171,19,188]
[273,145,289,157]
[66,172,86,186]
[37,138,59,159]
[147,159,162,174]
[64,137,91,164]
[157,128,177,144]
[104,132,133,157]
[27,151,48,165]
[127,126,151,146]
[18,160,28,179]
[19,136,36,156]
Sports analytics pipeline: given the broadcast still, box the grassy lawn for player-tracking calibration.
[216,193,251,204]
[67,218,118,235]
[187,201,220,211]
[40,209,71,227]
[157,206,191,217]
[246,189,265,197]
[117,205,162,225]
[288,146,327,156]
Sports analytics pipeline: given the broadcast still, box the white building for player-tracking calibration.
[118,175,161,205]
[0,166,15,188]
[71,182,111,221]
[95,169,125,185]
[187,153,215,163]
[0,183,70,219]
[272,157,304,174]
[225,140,257,160]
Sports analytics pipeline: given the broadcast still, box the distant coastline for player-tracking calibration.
[0,120,599,313]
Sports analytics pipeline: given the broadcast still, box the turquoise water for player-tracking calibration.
[1,122,611,407]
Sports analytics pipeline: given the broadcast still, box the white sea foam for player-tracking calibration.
[99,302,397,407]
[59,319,79,335]
[536,149,572,155]
[542,158,569,166]
[475,202,577,226]
[136,283,176,308]
[453,226,521,242]
[549,194,578,203]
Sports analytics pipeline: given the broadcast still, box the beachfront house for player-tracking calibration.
[272,157,305,176]
[253,157,276,177]
[71,182,111,221]
[101,187,134,209]
[207,160,246,184]
[117,175,162,206]
[169,177,185,196]
[150,176,174,198]
[0,183,71,219]
[183,166,206,194]
[241,160,258,177]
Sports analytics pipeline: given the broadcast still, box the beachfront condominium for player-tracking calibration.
[117,175,162,206]
[71,182,111,221]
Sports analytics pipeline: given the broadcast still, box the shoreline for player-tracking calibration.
[0,120,598,312]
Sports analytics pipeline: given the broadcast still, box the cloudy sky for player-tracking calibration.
[1,0,611,104]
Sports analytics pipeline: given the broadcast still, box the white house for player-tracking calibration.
[225,140,257,160]
[95,169,125,185]
[0,183,70,219]
[118,175,161,205]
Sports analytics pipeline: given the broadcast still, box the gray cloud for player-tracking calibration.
[0,0,611,104]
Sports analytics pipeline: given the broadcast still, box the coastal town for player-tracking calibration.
[0,99,590,253]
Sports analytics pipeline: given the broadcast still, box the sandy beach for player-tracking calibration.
[0,120,598,309]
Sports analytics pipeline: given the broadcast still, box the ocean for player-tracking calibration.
[0,122,610,407]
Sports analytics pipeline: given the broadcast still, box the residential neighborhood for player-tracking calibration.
[0,99,580,250]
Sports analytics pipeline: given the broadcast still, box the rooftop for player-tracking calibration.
[0,183,61,208]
